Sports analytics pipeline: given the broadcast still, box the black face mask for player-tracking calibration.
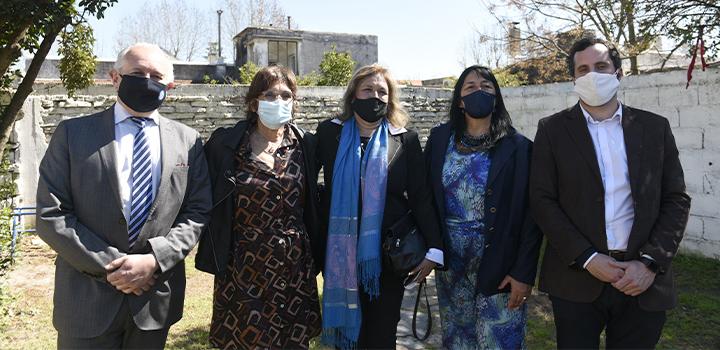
[461,89,496,119]
[352,97,388,123]
[118,75,167,113]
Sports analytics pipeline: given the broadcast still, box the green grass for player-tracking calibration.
[524,253,720,349]
[1,239,718,349]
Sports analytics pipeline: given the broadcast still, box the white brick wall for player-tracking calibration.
[502,67,720,259]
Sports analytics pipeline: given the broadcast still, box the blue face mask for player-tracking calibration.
[461,89,496,119]
[257,99,292,129]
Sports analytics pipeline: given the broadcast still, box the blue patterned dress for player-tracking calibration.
[436,135,527,350]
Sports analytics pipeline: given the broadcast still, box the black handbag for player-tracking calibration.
[383,212,426,276]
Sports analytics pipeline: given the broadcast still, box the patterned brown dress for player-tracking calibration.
[210,126,322,349]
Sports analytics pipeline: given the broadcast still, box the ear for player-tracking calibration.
[616,68,624,81]
[110,70,121,90]
[249,98,259,113]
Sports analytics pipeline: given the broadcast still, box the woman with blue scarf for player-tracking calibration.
[315,64,443,349]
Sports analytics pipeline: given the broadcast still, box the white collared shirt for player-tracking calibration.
[580,102,635,267]
[114,103,162,220]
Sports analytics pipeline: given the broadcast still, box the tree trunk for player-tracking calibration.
[0,21,65,155]
[625,0,640,75]
[0,16,35,77]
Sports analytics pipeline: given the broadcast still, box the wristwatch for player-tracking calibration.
[639,256,661,274]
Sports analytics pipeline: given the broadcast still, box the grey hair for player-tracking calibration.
[113,43,174,80]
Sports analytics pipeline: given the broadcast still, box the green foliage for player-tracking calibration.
[0,153,17,273]
[494,68,528,87]
[318,45,355,86]
[297,71,321,86]
[57,23,96,97]
[202,74,218,85]
[239,61,260,85]
[0,0,118,155]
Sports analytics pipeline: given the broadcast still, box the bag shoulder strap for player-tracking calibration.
[412,278,432,341]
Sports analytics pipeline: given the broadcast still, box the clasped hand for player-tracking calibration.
[586,254,656,296]
[105,254,159,296]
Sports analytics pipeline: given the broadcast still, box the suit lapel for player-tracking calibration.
[387,134,401,167]
[622,106,643,206]
[143,117,176,233]
[430,124,452,217]
[564,104,603,187]
[487,135,517,187]
[97,108,124,213]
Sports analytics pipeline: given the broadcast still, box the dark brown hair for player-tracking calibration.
[567,38,622,77]
[244,65,298,122]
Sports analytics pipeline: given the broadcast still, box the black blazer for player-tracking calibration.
[195,120,322,277]
[315,118,443,273]
[425,123,542,296]
[530,103,691,311]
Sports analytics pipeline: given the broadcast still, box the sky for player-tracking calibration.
[74,0,518,80]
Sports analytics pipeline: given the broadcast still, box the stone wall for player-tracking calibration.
[14,66,720,259]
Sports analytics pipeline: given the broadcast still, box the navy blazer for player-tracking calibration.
[425,122,542,296]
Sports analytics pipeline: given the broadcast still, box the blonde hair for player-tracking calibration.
[340,64,409,128]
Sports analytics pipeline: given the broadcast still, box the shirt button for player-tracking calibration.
[276,195,281,200]
[484,243,490,249]
[489,207,497,213]
[279,304,285,309]
[280,281,286,288]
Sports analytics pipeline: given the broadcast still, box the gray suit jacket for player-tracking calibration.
[36,106,212,337]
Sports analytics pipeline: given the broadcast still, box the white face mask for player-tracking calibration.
[573,71,620,107]
[257,99,292,129]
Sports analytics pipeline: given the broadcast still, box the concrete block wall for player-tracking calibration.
[15,66,720,259]
[502,67,720,259]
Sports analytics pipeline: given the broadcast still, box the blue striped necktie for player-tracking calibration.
[128,117,154,248]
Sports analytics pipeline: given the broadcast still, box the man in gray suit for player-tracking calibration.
[36,42,212,349]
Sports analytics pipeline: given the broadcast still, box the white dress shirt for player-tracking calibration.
[114,103,162,220]
[581,102,635,267]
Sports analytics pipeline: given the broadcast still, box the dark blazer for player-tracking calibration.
[36,107,212,337]
[195,120,323,276]
[425,123,542,296]
[315,118,443,272]
[530,103,691,311]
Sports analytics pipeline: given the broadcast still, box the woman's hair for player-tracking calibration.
[244,65,298,122]
[449,65,514,144]
[339,64,409,128]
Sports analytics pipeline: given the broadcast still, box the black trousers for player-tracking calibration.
[550,284,666,349]
[357,268,405,349]
[57,298,169,350]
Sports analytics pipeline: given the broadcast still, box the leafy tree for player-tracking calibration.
[239,61,260,84]
[318,45,355,86]
[489,0,655,75]
[0,0,117,155]
[58,23,96,97]
[494,68,529,87]
[297,71,321,86]
[500,27,590,84]
[639,0,719,67]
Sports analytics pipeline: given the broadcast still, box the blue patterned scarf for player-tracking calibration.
[322,118,389,349]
